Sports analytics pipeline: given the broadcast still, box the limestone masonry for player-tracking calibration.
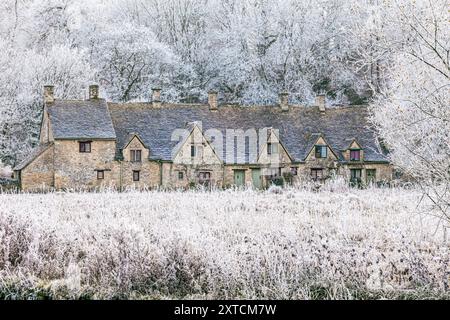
[13,85,392,190]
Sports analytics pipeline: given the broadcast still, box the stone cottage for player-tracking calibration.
[13,85,392,190]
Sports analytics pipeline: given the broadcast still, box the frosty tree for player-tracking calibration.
[368,0,449,221]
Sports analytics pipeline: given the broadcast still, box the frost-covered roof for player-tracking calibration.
[47,99,116,140]
[13,143,53,171]
[108,103,389,163]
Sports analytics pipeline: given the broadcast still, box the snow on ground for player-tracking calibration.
[0,186,448,299]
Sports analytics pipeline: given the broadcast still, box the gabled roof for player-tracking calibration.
[13,143,53,171]
[346,138,363,150]
[108,103,389,163]
[47,99,116,140]
[257,128,293,162]
[122,133,149,150]
[303,133,340,161]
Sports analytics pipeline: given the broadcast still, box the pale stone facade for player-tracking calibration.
[13,86,393,191]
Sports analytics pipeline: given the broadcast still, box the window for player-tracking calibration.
[133,170,140,182]
[130,150,142,162]
[311,168,323,181]
[198,172,211,180]
[350,149,361,161]
[267,143,278,155]
[191,145,196,157]
[350,169,362,185]
[178,171,184,180]
[97,170,104,180]
[79,141,91,153]
[198,171,211,185]
[366,169,376,184]
[290,167,298,176]
[315,146,327,158]
[265,167,281,179]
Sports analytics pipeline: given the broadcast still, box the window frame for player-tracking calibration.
[314,145,327,159]
[79,141,92,153]
[198,171,211,185]
[130,149,142,162]
[350,149,361,161]
[366,169,376,184]
[132,170,140,182]
[97,170,104,180]
[267,143,278,155]
[350,168,362,187]
[290,167,298,176]
[311,168,323,181]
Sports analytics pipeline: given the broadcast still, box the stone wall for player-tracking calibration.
[53,140,116,189]
[162,162,223,188]
[21,145,55,190]
[342,163,392,184]
[117,161,161,189]
[18,135,392,190]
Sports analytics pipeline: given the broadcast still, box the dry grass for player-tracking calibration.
[0,185,448,299]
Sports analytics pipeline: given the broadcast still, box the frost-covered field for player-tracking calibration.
[0,186,448,300]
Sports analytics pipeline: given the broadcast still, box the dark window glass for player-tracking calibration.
[315,146,327,158]
[366,169,376,183]
[131,150,142,162]
[191,145,196,157]
[79,142,91,153]
[350,169,362,179]
[198,171,211,186]
[350,150,361,161]
[133,170,140,182]
[97,170,104,180]
[350,169,362,186]
[178,171,184,180]
[290,167,298,176]
[311,168,323,180]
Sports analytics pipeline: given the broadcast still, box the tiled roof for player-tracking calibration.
[47,99,116,140]
[108,103,389,163]
[13,143,53,171]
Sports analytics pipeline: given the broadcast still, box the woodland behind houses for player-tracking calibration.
[0,1,448,203]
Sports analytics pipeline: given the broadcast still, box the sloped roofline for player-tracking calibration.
[122,133,149,150]
[172,123,223,164]
[13,143,53,171]
[257,128,294,163]
[345,138,363,150]
[304,133,340,161]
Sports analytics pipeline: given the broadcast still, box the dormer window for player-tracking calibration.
[79,141,91,153]
[315,145,327,158]
[267,143,278,155]
[130,150,142,162]
[350,149,361,161]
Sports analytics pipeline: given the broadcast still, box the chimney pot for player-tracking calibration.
[89,85,99,99]
[152,88,161,107]
[316,94,326,112]
[208,90,218,110]
[44,85,55,104]
[279,92,289,111]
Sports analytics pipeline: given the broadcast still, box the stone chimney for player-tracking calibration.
[89,85,99,99]
[44,85,55,104]
[208,90,218,111]
[316,94,326,112]
[279,92,289,111]
[152,88,161,107]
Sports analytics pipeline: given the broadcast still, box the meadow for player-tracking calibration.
[0,183,448,299]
